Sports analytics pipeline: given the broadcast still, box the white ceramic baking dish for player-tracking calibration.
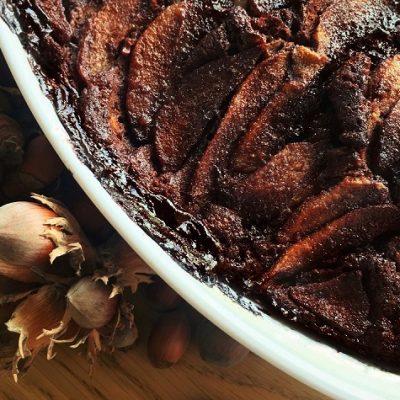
[1,18,400,400]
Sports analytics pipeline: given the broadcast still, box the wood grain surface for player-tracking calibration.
[0,289,330,400]
[0,343,329,400]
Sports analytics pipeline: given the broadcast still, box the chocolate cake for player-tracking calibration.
[3,0,400,368]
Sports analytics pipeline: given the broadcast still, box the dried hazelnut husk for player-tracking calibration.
[0,194,106,378]
[98,234,153,296]
[147,310,191,368]
[6,285,69,378]
[197,320,249,367]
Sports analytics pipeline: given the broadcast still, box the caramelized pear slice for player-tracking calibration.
[126,1,218,142]
[77,0,159,84]
[80,70,125,145]
[329,53,372,148]
[232,46,327,173]
[370,56,400,172]
[190,43,291,205]
[78,1,163,143]
[290,271,370,337]
[34,0,72,42]
[370,54,400,122]
[314,0,398,57]
[264,205,400,283]
[279,177,390,242]
[232,142,324,221]
[155,47,261,172]
[376,100,400,173]
[203,204,246,243]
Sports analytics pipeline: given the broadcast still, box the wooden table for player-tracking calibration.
[0,276,328,400]
[1,343,329,400]
[0,291,329,400]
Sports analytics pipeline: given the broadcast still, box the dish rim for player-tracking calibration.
[1,18,400,400]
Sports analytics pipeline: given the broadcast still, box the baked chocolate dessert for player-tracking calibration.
[3,0,400,368]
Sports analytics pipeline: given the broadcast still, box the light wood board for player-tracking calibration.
[0,336,329,400]
[0,279,330,400]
